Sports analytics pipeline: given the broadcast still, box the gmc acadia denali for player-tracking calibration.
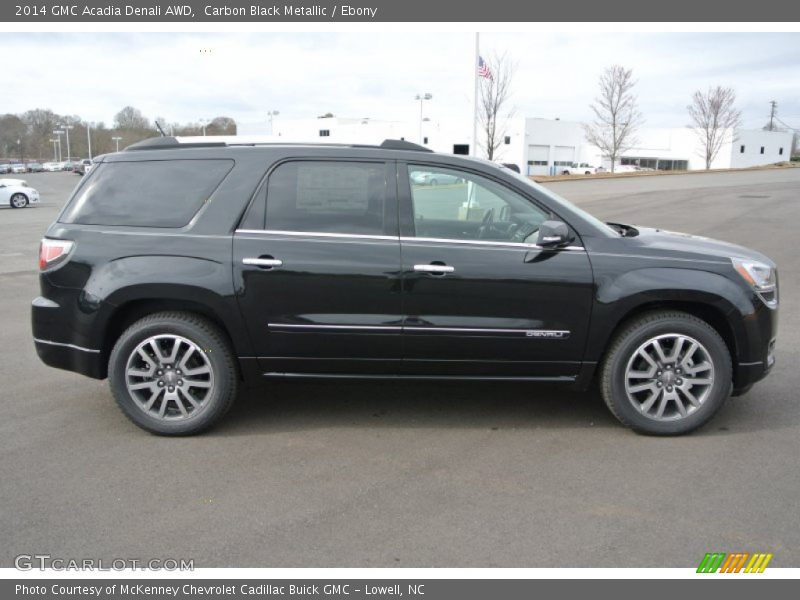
[32,137,779,435]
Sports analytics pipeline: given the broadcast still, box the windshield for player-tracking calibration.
[502,167,619,236]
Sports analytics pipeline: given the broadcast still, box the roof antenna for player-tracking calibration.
[154,119,167,137]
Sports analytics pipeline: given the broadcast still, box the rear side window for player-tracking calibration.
[61,159,233,227]
[265,161,388,235]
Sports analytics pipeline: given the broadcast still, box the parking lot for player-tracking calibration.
[1,168,798,568]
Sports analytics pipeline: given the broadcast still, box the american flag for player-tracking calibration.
[477,56,493,80]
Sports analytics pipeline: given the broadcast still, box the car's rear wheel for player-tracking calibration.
[600,310,732,435]
[10,193,28,208]
[108,312,238,435]
[562,170,570,175]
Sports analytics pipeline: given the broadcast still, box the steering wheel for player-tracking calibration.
[477,208,495,239]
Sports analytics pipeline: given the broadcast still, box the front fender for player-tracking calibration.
[586,267,758,363]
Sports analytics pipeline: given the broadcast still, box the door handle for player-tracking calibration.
[413,263,455,274]
[243,257,283,268]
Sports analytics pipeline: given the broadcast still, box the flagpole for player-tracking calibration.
[472,32,479,157]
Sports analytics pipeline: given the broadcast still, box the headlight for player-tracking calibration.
[732,257,778,307]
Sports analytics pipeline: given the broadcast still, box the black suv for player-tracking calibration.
[32,138,778,436]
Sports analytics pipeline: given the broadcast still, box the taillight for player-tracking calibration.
[39,238,74,270]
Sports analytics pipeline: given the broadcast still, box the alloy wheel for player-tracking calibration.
[624,333,715,421]
[124,334,215,420]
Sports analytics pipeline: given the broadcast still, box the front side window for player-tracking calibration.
[266,161,388,235]
[407,165,549,244]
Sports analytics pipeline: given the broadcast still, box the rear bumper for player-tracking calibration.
[33,337,105,379]
[32,295,106,379]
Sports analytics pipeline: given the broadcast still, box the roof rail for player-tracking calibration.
[380,139,433,152]
[123,136,435,153]
[124,136,226,151]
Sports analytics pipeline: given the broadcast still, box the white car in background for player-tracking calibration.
[0,178,40,208]
[42,162,63,172]
[560,162,601,175]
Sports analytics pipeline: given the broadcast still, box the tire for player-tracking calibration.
[10,193,28,208]
[584,171,592,175]
[108,311,238,435]
[600,310,732,435]
[562,170,570,175]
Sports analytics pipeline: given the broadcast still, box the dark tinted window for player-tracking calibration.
[265,161,388,235]
[61,159,233,227]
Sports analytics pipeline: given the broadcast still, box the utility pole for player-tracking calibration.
[87,123,92,160]
[769,100,777,131]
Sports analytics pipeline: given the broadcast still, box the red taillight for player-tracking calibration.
[39,239,74,270]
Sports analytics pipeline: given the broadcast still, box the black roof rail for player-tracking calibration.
[123,136,435,153]
[124,136,226,151]
[380,139,433,152]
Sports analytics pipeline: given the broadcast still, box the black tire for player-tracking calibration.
[562,170,570,175]
[108,311,238,435]
[10,193,28,208]
[600,310,732,435]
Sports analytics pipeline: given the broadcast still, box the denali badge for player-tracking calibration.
[526,330,570,339]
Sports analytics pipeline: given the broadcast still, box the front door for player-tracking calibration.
[234,159,402,375]
[399,163,594,378]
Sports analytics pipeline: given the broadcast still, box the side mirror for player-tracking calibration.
[537,220,570,247]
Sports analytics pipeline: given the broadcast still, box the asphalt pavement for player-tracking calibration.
[1,169,798,568]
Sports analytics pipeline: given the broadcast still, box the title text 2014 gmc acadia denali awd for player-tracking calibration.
[31,138,779,435]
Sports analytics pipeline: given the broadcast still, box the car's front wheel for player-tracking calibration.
[10,193,28,208]
[600,311,732,435]
[108,312,238,435]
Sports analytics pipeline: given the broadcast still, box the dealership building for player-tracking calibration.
[237,116,794,175]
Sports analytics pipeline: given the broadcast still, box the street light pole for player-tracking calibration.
[87,123,92,160]
[112,136,122,152]
[60,124,74,162]
[52,130,63,162]
[267,110,280,135]
[49,138,58,160]
[414,93,432,144]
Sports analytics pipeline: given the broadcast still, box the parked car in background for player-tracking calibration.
[43,162,63,172]
[410,170,463,185]
[0,164,11,174]
[0,178,40,208]
[11,164,28,174]
[62,161,78,171]
[561,163,600,175]
[74,159,94,176]
[32,137,779,436]
[27,163,44,173]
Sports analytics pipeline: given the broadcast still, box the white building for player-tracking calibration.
[236,116,794,176]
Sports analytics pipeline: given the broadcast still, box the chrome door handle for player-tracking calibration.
[243,257,283,268]
[413,264,455,274]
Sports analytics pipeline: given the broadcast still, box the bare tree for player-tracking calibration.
[583,65,642,173]
[113,106,150,131]
[688,86,742,170]
[477,53,515,161]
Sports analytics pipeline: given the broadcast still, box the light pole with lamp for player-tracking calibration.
[49,138,58,160]
[59,124,74,162]
[267,110,280,135]
[415,93,432,145]
[52,130,63,162]
[198,119,209,136]
[112,136,123,152]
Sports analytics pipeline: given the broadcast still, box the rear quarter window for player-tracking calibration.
[60,159,234,227]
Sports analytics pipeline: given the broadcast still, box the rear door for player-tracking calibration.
[233,158,403,375]
[398,162,594,378]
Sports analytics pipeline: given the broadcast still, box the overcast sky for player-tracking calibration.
[2,32,799,131]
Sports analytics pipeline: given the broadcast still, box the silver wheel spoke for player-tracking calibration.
[685,361,712,375]
[640,390,660,413]
[628,381,657,394]
[184,379,212,389]
[652,339,669,363]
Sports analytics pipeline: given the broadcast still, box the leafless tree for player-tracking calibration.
[478,53,515,161]
[688,86,742,170]
[114,106,150,131]
[583,65,642,173]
